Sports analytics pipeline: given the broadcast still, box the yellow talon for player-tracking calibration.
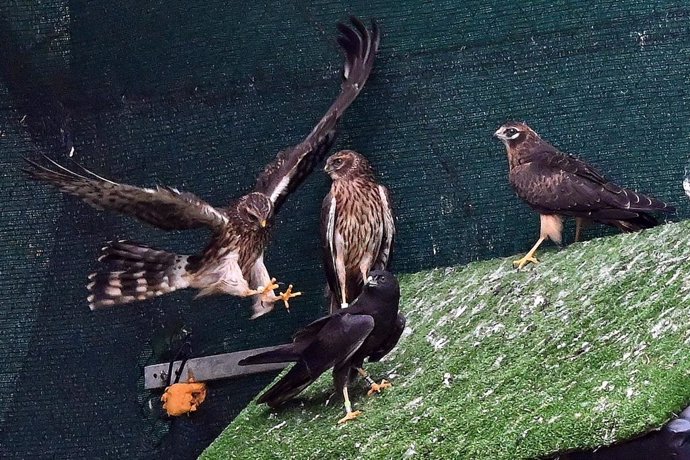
[260,278,279,295]
[513,254,539,270]
[337,410,363,424]
[367,379,392,396]
[278,284,302,311]
[247,278,280,297]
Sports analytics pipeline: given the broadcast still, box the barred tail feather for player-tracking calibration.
[87,241,192,310]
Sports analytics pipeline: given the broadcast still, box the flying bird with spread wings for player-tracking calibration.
[494,121,675,269]
[23,17,381,318]
[239,270,405,424]
[321,150,395,312]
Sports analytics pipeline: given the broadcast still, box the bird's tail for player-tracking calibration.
[597,187,675,232]
[87,241,193,310]
[605,213,660,232]
[238,344,312,407]
[238,344,301,366]
[256,362,314,408]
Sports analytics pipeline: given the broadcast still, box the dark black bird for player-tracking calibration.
[239,270,405,424]
[494,122,675,269]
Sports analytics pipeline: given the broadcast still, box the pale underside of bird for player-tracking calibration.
[24,17,381,318]
[321,150,395,313]
[494,121,675,270]
[238,270,405,424]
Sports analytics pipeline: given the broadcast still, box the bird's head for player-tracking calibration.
[237,193,273,230]
[493,121,539,148]
[363,270,400,299]
[324,150,374,180]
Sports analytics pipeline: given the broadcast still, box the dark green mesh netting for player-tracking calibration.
[1,1,688,458]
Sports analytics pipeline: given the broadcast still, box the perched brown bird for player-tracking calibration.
[494,121,675,269]
[239,270,404,424]
[321,150,395,312]
[23,17,380,318]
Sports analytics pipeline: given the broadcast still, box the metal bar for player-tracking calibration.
[144,345,288,389]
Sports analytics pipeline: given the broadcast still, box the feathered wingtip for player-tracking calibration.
[336,16,380,84]
[21,154,116,187]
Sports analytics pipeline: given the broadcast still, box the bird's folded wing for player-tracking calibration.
[23,156,229,231]
[253,17,380,213]
[320,192,342,303]
[544,151,610,185]
[292,312,374,353]
[292,312,335,344]
[368,313,406,362]
[375,185,396,269]
[524,151,672,214]
[311,313,376,371]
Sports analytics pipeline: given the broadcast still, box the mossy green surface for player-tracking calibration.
[202,221,690,460]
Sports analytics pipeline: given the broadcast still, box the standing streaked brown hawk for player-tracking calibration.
[320,150,395,312]
[23,17,380,319]
[494,121,675,269]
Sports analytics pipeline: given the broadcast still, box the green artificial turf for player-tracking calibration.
[202,221,690,460]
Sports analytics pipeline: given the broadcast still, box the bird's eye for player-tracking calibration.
[333,158,343,167]
[505,128,518,137]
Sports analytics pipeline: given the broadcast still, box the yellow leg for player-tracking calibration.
[574,217,591,243]
[337,386,362,424]
[340,284,348,309]
[513,237,546,270]
[248,278,279,297]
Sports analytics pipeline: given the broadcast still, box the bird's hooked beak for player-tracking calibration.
[324,163,332,174]
[260,220,267,228]
[493,128,505,140]
[365,275,377,287]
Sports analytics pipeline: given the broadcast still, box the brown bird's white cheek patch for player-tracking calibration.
[539,214,564,244]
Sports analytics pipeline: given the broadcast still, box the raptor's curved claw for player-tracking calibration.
[513,254,539,270]
[278,284,302,311]
[260,278,279,294]
[367,379,392,396]
[338,410,363,424]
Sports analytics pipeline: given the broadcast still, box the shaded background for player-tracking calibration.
[0,1,688,458]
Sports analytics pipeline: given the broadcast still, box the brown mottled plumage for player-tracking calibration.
[23,17,380,318]
[321,150,395,312]
[494,121,675,269]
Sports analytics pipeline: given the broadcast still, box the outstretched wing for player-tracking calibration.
[23,156,229,231]
[254,17,380,213]
[519,149,674,218]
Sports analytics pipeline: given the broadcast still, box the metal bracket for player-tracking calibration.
[144,345,288,390]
